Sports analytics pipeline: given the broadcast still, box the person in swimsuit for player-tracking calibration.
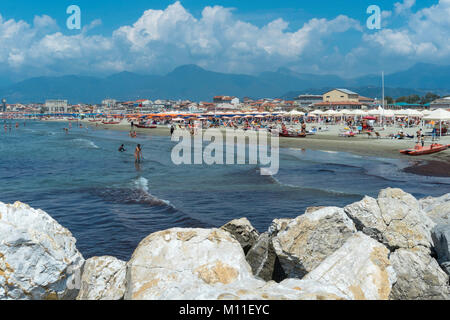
[118,144,126,152]
[135,144,142,163]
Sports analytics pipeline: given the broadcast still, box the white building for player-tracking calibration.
[430,97,450,110]
[45,100,68,113]
[102,99,117,108]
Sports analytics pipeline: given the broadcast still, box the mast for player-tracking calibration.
[382,71,385,126]
[382,71,385,109]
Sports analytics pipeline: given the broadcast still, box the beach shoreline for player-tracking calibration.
[76,120,450,178]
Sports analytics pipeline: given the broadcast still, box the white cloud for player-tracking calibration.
[394,0,416,15]
[0,1,363,78]
[0,0,449,79]
[363,0,450,60]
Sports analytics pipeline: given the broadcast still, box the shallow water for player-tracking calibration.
[1,121,449,260]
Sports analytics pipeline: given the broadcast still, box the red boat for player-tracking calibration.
[400,144,449,156]
[280,131,306,138]
[102,121,120,125]
[135,124,157,129]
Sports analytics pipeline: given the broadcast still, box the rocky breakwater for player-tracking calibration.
[1,188,450,300]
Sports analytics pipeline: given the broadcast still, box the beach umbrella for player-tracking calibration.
[324,110,339,116]
[423,109,450,138]
[310,110,324,115]
[288,110,305,116]
[172,117,185,122]
[383,110,395,117]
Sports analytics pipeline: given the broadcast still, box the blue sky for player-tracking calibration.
[0,0,448,82]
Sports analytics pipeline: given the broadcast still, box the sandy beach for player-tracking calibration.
[77,119,450,177]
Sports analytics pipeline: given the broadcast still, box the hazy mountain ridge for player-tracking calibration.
[1,63,449,104]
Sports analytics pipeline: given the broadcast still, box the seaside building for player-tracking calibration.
[359,96,375,105]
[323,89,359,103]
[294,95,323,109]
[45,100,69,113]
[102,99,117,108]
[1,99,6,112]
[430,97,450,111]
[213,96,240,105]
[313,101,365,110]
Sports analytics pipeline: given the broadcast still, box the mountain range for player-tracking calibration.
[1,63,449,104]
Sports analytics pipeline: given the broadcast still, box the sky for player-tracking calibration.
[0,0,448,83]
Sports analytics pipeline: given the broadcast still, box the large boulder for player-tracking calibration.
[245,232,286,282]
[124,228,348,300]
[220,218,259,254]
[77,256,126,300]
[432,225,450,264]
[304,232,396,300]
[420,194,450,225]
[389,247,450,300]
[0,201,84,300]
[272,207,356,278]
[245,218,291,282]
[345,189,435,250]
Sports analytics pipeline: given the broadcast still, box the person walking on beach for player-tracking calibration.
[416,129,422,144]
[135,144,142,163]
[170,124,175,136]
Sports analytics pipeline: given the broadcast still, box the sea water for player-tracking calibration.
[1,121,449,260]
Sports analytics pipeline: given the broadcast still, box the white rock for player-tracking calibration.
[272,207,356,278]
[420,194,450,225]
[389,247,450,300]
[0,201,84,300]
[345,189,435,250]
[124,228,347,300]
[304,232,396,300]
[77,256,126,300]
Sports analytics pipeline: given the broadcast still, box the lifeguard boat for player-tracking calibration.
[400,144,449,156]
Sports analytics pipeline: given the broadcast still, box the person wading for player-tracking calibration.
[135,144,142,163]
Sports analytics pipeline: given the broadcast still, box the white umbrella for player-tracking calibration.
[288,110,305,116]
[423,108,450,121]
[172,117,185,122]
[383,109,395,117]
[324,110,339,116]
[310,110,324,115]
[423,109,450,138]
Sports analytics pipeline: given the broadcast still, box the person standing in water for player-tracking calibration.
[135,144,142,163]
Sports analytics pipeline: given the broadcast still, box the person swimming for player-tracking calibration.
[118,144,126,152]
[135,144,142,163]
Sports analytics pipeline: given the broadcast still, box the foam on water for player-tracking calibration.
[72,138,99,149]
